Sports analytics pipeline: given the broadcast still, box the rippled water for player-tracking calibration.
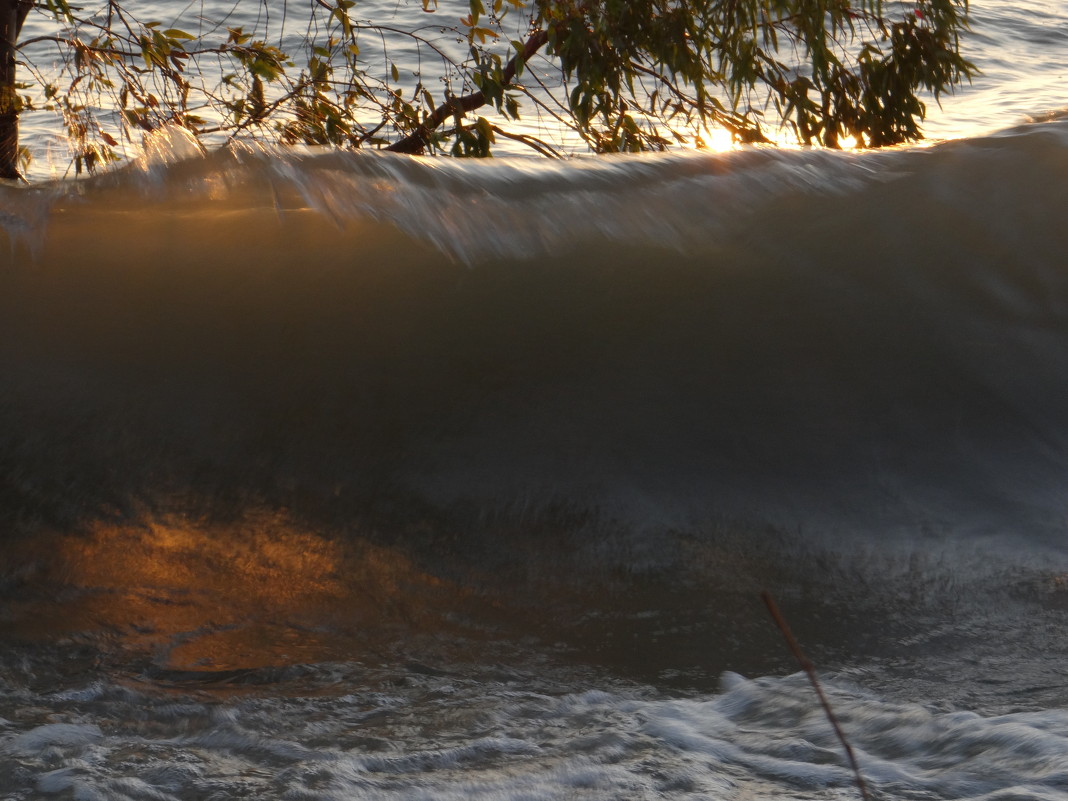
[924,1,1068,138]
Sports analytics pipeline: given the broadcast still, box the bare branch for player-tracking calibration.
[762,591,873,801]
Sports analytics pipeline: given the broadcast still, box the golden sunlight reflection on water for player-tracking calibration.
[695,124,865,152]
[2,515,468,673]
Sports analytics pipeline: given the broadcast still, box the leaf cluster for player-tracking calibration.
[9,0,974,175]
[532,0,974,150]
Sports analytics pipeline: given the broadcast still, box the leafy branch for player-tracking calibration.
[2,0,975,179]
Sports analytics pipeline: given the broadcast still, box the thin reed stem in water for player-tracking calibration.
[761,590,873,801]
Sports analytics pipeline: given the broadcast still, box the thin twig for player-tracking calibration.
[761,590,873,801]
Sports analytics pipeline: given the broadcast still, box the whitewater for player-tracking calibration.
[2,2,1068,800]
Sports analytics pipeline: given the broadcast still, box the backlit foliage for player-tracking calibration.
[9,0,974,175]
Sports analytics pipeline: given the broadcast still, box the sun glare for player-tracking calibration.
[697,125,867,152]
[700,126,737,152]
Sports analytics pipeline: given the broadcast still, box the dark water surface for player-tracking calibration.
[2,123,1068,799]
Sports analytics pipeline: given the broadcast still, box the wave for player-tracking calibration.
[2,121,1068,564]
[1,119,1068,699]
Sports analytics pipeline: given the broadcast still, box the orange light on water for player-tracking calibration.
[3,514,464,675]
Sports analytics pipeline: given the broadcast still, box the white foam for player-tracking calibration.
[3,672,1068,800]
[4,722,103,756]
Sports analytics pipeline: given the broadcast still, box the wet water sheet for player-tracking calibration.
[2,124,1068,800]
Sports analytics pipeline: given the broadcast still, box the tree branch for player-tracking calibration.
[386,28,548,154]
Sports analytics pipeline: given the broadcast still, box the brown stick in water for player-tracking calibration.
[761,590,873,801]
